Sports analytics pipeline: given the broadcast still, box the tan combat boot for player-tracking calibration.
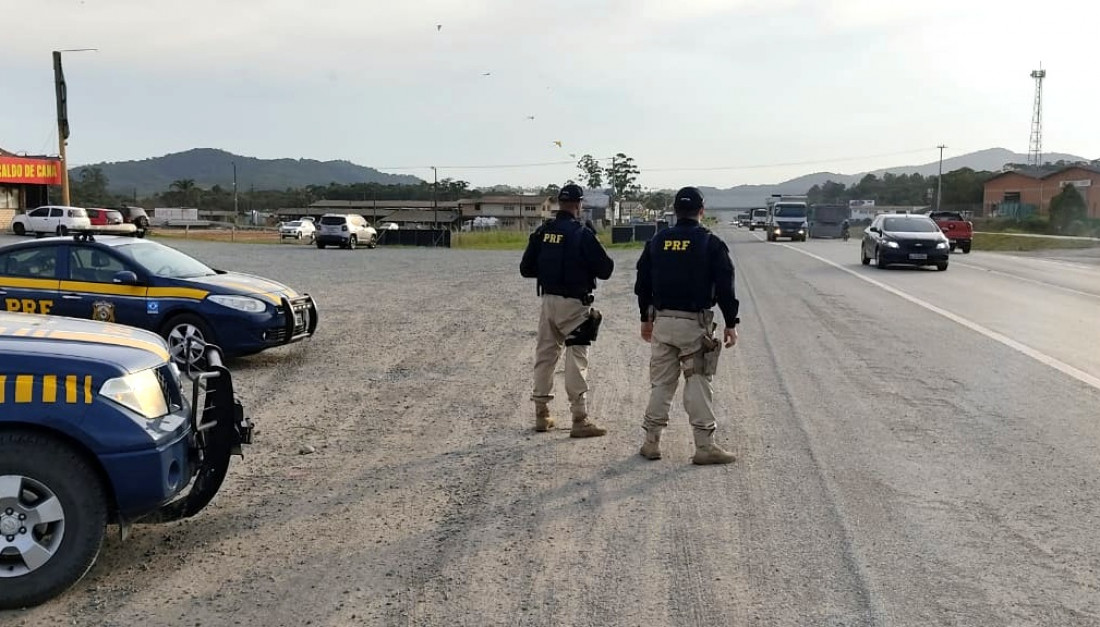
[570,416,607,438]
[534,404,554,432]
[639,428,662,460]
[691,428,735,465]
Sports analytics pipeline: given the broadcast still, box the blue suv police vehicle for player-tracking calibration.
[0,311,251,609]
[0,233,318,366]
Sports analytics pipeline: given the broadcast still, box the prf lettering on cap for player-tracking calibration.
[543,233,563,244]
[5,298,54,315]
[663,240,691,251]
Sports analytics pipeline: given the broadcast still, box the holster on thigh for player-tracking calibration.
[565,308,602,346]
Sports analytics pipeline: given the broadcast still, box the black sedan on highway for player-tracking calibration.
[861,213,951,271]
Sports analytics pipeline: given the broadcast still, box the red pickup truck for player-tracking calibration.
[929,211,972,253]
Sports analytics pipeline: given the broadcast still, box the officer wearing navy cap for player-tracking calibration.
[634,186,739,464]
[520,183,614,437]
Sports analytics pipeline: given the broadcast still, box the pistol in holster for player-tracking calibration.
[689,312,722,377]
[565,308,602,346]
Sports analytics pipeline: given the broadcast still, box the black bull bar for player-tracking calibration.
[142,346,252,523]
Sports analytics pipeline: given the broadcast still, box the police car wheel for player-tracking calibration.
[316,241,325,249]
[56,226,68,237]
[164,314,214,369]
[347,235,357,250]
[12,223,24,236]
[0,432,107,610]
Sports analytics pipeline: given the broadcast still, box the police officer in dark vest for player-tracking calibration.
[520,183,615,437]
[634,186,739,464]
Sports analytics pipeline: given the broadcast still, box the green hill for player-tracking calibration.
[71,148,423,195]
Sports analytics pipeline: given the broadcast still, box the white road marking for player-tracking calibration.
[951,261,1100,300]
[768,238,1100,393]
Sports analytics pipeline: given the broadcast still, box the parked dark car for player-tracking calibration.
[111,206,150,236]
[861,213,950,271]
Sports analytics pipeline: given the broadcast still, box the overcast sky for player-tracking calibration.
[2,0,1097,189]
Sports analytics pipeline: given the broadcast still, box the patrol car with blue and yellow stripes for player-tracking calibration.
[0,233,318,366]
[0,311,251,609]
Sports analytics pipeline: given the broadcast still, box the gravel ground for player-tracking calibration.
[2,231,1099,626]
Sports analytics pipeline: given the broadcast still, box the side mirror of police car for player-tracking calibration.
[112,270,140,285]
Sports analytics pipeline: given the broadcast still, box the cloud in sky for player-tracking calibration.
[1,0,1095,189]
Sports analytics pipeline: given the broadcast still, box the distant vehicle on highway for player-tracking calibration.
[378,222,400,230]
[316,214,378,250]
[748,208,768,231]
[10,206,92,237]
[808,204,851,238]
[279,220,316,242]
[766,202,809,242]
[735,212,750,227]
[929,210,973,254]
[861,213,950,271]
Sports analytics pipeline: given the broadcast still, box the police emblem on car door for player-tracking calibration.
[92,300,116,323]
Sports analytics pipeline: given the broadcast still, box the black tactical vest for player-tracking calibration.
[649,224,713,312]
[536,218,593,298]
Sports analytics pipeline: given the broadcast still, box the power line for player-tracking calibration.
[640,148,939,173]
[375,147,940,174]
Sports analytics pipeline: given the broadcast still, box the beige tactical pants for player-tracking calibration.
[532,294,591,419]
[643,311,717,433]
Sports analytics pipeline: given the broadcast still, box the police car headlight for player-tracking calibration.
[208,294,267,313]
[885,240,900,249]
[936,241,949,249]
[100,369,169,419]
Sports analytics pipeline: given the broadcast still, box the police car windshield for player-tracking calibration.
[774,206,806,218]
[113,242,217,279]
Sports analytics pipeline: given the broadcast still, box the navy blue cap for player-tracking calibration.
[558,184,584,202]
[673,186,704,212]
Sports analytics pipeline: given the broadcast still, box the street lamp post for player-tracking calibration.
[52,48,96,206]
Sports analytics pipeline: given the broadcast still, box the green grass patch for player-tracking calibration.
[452,230,530,250]
[972,233,1100,252]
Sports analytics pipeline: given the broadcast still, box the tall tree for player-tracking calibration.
[70,166,113,206]
[1049,184,1087,233]
[576,155,604,189]
[607,153,640,201]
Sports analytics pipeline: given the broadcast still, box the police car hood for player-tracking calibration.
[0,312,167,375]
[181,271,300,302]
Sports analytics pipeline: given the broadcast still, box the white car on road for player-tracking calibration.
[11,206,93,236]
[279,219,317,241]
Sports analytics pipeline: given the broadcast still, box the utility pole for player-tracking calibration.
[936,144,946,211]
[431,166,438,232]
[52,49,96,206]
[231,161,239,216]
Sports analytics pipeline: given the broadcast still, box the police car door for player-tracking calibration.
[58,244,148,327]
[0,244,62,315]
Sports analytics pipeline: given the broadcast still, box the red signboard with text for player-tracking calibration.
[0,156,63,185]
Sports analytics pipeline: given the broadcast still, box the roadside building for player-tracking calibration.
[0,148,63,229]
[983,165,1100,218]
[457,195,553,230]
[288,200,461,229]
